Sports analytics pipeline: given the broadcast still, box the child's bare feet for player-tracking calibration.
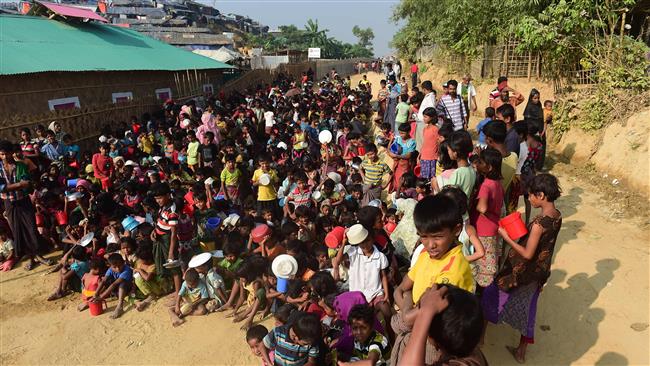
[225,311,237,318]
[110,306,124,319]
[136,297,153,312]
[77,302,89,312]
[172,318,185,327]
[506,345,525,364]
[47,291,64,301]
[215,304,232,313]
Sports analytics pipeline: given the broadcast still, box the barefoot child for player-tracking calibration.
[93,253,133,319]
[47,245,89,301]
[169,268,208,326]
[247,325,275,366]
[232,261,267,331]
[134,244,170,311]
[0,228,16,271]
[188,252,227,312]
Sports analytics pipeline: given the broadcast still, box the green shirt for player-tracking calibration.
[395,102,410,124]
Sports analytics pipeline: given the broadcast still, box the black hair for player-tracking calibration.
[281,222,300,238]
[448,130,473,160]
[398,123,411,133]
[356,206,381,232]
[514,120,529,138]
[246,324,269,342]
[401,172,417,188]
[323,179,335,191]
[364,143,378,154]
[479,147,503,180]
[400,94,408,102]
[414,195,462,234]
[437,141,456,171]
[136,243,154,262]
[528,173,562,201]
[193,191,207,202]
[497,76,508,84]
[429,285,484,357]
[107,253,125,266]
[422,107,437,118]
[89,259,103,270]
[380,122,392,131]
[274,304,297,325]
[313,244,328,257]
[483,120,507,144]
[416,178,432,195]
[309,271,338,299]
[184,268,200,283]
[71,245,87,261]
[438,186,469,216]
[447,79,458,88]
[150,182,171,197]
[438,121,455,141]
[496,104,515,122]
[119,236,137,249]
[348,303,375,326]
[290,312,321,345]
[421,80,433,91]
[223,233,243,257]
[0,140,15,153]
[485,107,495,118]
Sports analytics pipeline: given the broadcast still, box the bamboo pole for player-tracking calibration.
[527,52,533,80]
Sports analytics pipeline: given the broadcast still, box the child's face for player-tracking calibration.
[476,158,492,177]
[226,160,235,170]
[399,131,409,140]
[260,161,270,171]
[352,191,362,200]
[154,194,169,207]
[297,180,307,190]
[366,150,377,161]
[263,211,273,222]
[350,318,373,344]
[320,205,332,216]
[418,226,461,260]
[186,278,199,289]
[528,192,546,208]
[0,233,7,241]
[194,199,206,210]
[447,145,458,160]
[247,338,265,358]
[544,102,553,109]
[317,253,329,268]
[120,243,133,255]
[110,262,125,273]
[225,254,237,263]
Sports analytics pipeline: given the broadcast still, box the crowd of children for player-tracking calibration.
[0,70,563,365]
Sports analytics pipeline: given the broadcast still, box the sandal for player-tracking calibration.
[39,258,54,266]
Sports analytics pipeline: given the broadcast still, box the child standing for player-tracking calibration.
[220,154,242,206]
[438,130,476,202]
[387,123,416,193]
[78,259,102,311]
[186,131,200,172]
[471,148,504,290]
[252,157,279,219]
[394,94,410,133]
[418,107,440,179]
[150,183,182,298]
[475,107,495,148]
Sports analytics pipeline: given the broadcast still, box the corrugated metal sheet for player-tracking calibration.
[0,14,232,75]
[106,6,165,17]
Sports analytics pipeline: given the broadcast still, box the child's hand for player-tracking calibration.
[498,227,512,242]
[419,284,449,316]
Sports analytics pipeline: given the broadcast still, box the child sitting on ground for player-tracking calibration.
[0,228,16,271]
[338,304,390,365]
[247,324,274,366]
[261,312,322,366]
[93,253,134,319]
[168,268,208,327]
[47,245,89,301]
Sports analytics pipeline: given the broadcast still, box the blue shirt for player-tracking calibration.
[105,265,133,282]
[41,142,63,161]
[476,118,492,144]
[395,135,416,156]
[70,260,89,278]
[63,144,80,161]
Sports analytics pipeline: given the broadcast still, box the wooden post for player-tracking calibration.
[502,40,509,77]
[537,53,541,78]
[527,52,533,80]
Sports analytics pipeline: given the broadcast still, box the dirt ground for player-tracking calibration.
[0,72,648,365]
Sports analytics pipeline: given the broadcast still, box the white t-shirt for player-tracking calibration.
[516,142,529,175]
[0,239,14,258]
[264,111,275,128]
[347,245,388,302]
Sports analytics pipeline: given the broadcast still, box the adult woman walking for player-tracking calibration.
[0,140,52,270]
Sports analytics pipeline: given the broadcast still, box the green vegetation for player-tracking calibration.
[246,19,374,58]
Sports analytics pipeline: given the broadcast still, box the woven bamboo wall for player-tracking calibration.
[0,69,225,144]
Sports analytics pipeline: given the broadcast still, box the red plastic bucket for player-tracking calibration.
[35,213,45,227]
[414,164,421,177]
[251,224,270,244]
[88,299,106,316]
[325,226,345,249]
[54,211,68,226]
[499,212,528,240]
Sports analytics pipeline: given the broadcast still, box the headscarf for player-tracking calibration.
[524,88,544,131]
[196,112,221,144]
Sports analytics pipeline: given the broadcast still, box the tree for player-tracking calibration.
[352,25,375,49]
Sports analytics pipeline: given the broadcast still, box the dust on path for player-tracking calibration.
[1,73,647,365]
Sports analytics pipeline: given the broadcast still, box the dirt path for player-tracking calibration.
[1,73,647,365]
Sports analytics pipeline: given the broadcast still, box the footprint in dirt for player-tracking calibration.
[630,323,648,332]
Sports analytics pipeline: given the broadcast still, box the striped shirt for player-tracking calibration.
[361,159,391,186]
[263,326,319,366]
[287,187,312,208]
[436,94,467,131]
[0,161,29,202]
[155,203,179,236]
[351,330,390,363]
[19,140,38,156]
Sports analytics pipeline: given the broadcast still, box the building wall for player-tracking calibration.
[0,69,225,143]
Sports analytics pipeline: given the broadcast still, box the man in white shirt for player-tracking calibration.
[416,80,436,150]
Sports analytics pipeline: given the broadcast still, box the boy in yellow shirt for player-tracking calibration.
[390,194,475,364]
[252,157,279,219]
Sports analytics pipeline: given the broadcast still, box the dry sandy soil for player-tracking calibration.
[0,72,648,365]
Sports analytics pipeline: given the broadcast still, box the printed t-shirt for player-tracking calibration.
[395,102,410,124]
[199,143,218,163]
[501,153,518,191]
[473,178,504,236]
[351,330,390,362]
[252,169,278,201]
[178,281,209,302]
[408,244,475,303]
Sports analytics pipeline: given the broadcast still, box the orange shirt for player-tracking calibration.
[254,243,286,262]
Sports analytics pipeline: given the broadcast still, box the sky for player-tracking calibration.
[208,0,401,56]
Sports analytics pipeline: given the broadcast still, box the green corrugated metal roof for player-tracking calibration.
[0,15,233,75]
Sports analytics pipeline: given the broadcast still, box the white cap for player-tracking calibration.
[125,160,137,167]
[346,224,369,245]
[188,252,212,268]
